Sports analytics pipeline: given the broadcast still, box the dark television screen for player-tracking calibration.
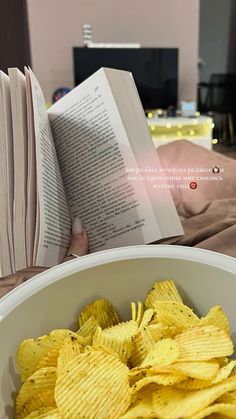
[73,47,178,110]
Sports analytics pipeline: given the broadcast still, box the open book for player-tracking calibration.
[0,67,183,276]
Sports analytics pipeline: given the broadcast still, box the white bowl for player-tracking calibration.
[0,245,236,418]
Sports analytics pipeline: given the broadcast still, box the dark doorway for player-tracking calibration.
[0,0,31,72]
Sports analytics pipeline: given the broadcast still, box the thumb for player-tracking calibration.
[64,217,89,261]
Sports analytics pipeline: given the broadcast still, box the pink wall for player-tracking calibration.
[27,0,199,105]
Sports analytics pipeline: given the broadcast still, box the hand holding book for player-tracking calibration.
[0,66,183,277]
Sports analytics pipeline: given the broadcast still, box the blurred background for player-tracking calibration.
[1,0,236,155]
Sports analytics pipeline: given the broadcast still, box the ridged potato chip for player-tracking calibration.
[131,301,144,326]
[24,407,61,418]
[218,391,236,404]
[132,373,185,393]
[55,349,131,418]
[17,390,56,419]
[57,335,83,373]
[145,280,182,309]
[16,367,57,417]
[93,325,133,363]
[153,300,199,331]
[15,279,236,418]
[199,306,231,335]
[148,360,219,381]
[130,331,148,367]
[176,377,214,390]
[146,323,178,341]
[139,309,154,330]
[35,347,61,371]
[191,403,236,419]
[140,338,179,368]
[120,386,156,418]
[140,326,156,352]
[153,375,236,418]
[77,315,100,341]
[175,325,234,361]
[78,298,120,328]
[17,329,79,381]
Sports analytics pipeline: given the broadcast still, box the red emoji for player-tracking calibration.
[190,181,197,189]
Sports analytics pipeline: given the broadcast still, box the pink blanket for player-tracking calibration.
[158,140,236,256]
[1,140,236,298]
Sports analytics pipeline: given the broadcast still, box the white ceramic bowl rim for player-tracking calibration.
[0,245,235,321]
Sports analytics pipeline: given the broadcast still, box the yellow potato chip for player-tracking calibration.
[130,331,149,367]
[213,360,236,384]
[148,361,219,381]
[140,338,179,368]
[175,360,219,380]
[77,315,100,341]
[199,306,231,335]
[55,349,131,418]
[139,309,154,330]
[147,323,179,341]
[57,335,82,373]
[16,367,57,417]
[24,407,55,418]
[129,368,147,387]
[152,375,236,418]
[120,386,156,418]
[145,280,183,309]
[24,408,61,418]
[132,373,186,393]
[175,325,234,361]
[218,391,236,404]
[17,390,56,419]
[16,329,79,381]
[35,346,61,371]
[191,403,236,419]
[93,326,133,363]
[78,298,120,329]
[140,326,156,352]
[175,377,213,390]
[131,301,144,327]
[153,300,199,331]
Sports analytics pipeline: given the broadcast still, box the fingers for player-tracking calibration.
[63,217,89,262]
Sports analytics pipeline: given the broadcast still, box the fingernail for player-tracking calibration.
[72,217,83,235]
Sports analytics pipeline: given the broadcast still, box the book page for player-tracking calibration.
[0,71,14,276]
[25,67,36,267]
[8,68,28,271]
[29,69,71,266]
[105,68,184,238]
[48,69,164,252]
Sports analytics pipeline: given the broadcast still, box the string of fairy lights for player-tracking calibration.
[146,111,217,145]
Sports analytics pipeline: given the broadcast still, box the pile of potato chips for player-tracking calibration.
[15,280,236,418]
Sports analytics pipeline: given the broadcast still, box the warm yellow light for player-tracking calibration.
[178,124,183,128]
[151,125,156,131]
[166,123,171,128]
[192,119,198,125]
[210,123,215,129]
[212,138,218,144]
[177,131,182,137]
[207,118,212,124]
[148,112,153,118]
[157,109,163,116]
[190,130,195,136]
[195,111,200,117]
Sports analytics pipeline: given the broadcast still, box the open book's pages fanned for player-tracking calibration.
[24,67,36,268]
[48,68,183,252]
[0,66,183,276]
[8,68,28,272]
[28,69,71,267]
[0,71,14,276]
